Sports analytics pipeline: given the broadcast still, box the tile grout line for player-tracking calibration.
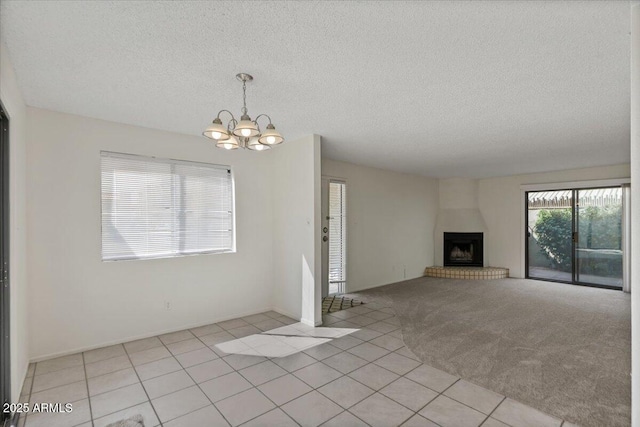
[27,371,84,394]
[269,360,372,426]
[483,396,508,426]
[82,366,159,424]
[121,344,164,427]
[80,353,95,427]
[22,363,37,427]
[230,360,302,427]
[290,365,371,426]
[191,331,243,426]
[386,369,456,425]
[84,386,159,425]
[167,331,238,426]
[440,392,502,426]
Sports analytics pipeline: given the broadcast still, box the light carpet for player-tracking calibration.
[354,276,630,427]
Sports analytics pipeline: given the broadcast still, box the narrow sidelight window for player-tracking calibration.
[328,181,346,294]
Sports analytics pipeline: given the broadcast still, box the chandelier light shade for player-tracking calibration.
[215,134,239,150]
[247,137,270,151]
[203,118,230,141]
[258,124,284,145]
[203,73,284,151]
[232,115,260,138]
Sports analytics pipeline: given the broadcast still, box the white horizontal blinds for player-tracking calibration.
[175,163,233,254]
[328,181,346,293]
[101,152,233,260]
[101,154,174,260]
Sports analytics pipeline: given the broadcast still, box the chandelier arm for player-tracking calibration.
[216,109,237,122]
[253,114,273,134]
[227,118,238,132]
[253,114,273,125]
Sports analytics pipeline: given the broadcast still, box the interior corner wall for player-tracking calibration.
[434,178,488,267]
[0,41,29,402]
[478,164,631,278]
[26,108,278,360]
[321,159,438,292]
[271,135,322,325]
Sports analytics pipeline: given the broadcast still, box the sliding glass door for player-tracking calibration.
[527,190,574,283]
[575,188,623,287]
[526,186,623,290]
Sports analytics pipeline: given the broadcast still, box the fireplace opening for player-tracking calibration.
[444,232,483,267]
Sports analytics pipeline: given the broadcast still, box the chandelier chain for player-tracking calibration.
[241,80,248,115]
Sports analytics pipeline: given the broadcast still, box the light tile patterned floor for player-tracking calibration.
[18,303,577,427]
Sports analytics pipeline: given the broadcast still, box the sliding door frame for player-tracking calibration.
[521,178,630,291]
[524,189,575,286]
[0,103,10,421]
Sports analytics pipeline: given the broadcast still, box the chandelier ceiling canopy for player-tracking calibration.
[203,73,284,151]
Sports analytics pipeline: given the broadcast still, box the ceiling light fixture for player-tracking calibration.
[203,73,284,151]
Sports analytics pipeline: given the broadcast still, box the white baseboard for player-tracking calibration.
[300,318,322,327]
[271,306,301,322]
[347,274,425,294]
[29,306,277,363]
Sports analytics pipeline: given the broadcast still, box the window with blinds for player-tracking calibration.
[101,152,234,261]
[328,181,346,294]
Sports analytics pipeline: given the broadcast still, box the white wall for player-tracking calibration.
[321,159,438,292]
[26,108,324,360]
[0,41,30,402]
[478,164,631,277]
[272,135,322,325]
[27,107,322,360]
[438,178,479,209]
[630,3,639,425]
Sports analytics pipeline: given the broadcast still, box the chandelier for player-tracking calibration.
[203,73,284,151]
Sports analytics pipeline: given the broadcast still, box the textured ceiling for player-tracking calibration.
[0,1,631,178]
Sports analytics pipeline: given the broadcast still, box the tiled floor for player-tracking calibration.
[18,303,577,427]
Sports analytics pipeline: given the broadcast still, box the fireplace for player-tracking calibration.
[443,232,483,267]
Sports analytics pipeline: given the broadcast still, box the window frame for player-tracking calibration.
[100,151,236,262]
